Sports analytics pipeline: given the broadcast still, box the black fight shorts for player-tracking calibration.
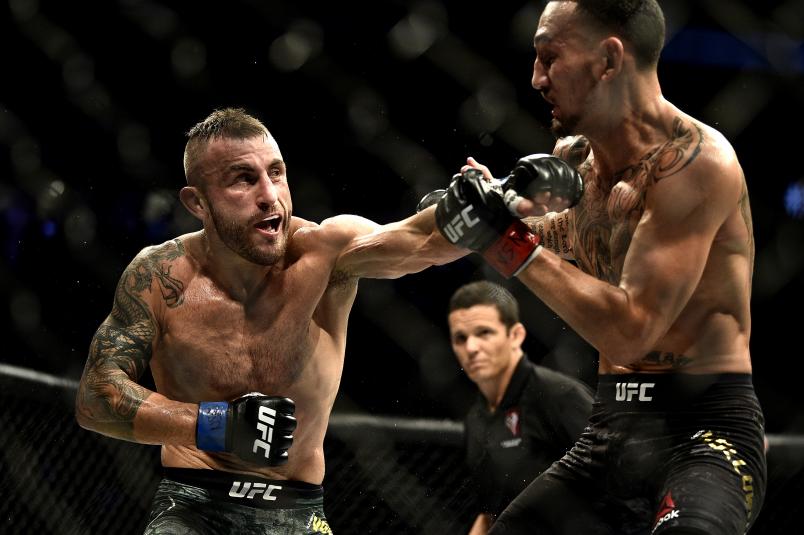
[490,374,766,535]
[144,468,332,535]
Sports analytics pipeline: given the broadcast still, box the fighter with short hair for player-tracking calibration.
[434,1,767,533]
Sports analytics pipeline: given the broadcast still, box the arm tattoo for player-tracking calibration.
[77,240,186,440]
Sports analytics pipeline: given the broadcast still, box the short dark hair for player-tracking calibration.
[449,281,520,329]
[183,107,270,185]
[569,0,666,68]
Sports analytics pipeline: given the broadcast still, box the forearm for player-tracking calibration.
[524,210,575,260]
[76,372,196,446]
[340,206,467,279]
[517,250,659,364]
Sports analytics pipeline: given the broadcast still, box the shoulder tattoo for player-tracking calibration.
[649,118,704,183]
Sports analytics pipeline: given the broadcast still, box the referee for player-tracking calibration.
[447,281,594,534]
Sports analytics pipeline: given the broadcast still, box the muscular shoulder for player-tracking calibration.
[290,215,378,286]
[553,136,591,168]
[293,214,378,246]
[122,235,193,312]
[646,116,742,207]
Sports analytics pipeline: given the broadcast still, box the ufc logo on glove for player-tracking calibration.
[442,206,480,243]
[253,406,277,458]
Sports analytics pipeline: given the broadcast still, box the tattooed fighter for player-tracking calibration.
[73,108,480,534]
[434,1,766,534]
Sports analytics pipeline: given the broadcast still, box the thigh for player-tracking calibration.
[144,480,211,535]
[652,462,754,535]
[249,506,332,535]
[488,471,615,535]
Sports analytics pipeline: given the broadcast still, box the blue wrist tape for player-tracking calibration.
[196,401,229,452]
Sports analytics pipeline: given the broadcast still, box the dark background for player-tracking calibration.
[2,0,803,436]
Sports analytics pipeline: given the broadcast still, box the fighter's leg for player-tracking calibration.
[650,460,762,535]
[488,470,614,535]
[143,479,213,535]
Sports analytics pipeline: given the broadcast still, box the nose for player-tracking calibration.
[532,59,548,91]
[465,335,481,354]
[256,174,278,210]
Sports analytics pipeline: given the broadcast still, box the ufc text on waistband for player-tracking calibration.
[163,468,323,509]
[596,373,753,408]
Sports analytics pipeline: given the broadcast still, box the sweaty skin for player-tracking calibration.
[541,114,754,375]
[76,133,463,483]
[469,1,754,376]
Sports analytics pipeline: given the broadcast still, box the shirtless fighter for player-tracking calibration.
[74,107,460,534]
[433,1,767,534]
[74,107,573,534]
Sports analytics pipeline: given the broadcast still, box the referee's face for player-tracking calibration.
[448,304,525,384]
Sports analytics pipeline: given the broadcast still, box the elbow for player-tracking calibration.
[597,311,668,366]
[74,391,98,431]
[74,385,114,432]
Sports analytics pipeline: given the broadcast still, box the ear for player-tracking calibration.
[600,36,624,81]
[179,186,207,221]
[509,322,527,348]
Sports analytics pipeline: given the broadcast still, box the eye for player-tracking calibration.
[269,166,285,181]
[535,47,555,68]
[452,334,467,345]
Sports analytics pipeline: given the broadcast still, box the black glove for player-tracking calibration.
[501,153,584,212]
[196,393,296,466]
[420,154,582,216]
[416,188,448,213]
[435,168,541,278]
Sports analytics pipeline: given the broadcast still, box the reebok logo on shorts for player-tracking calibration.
[652,492,680,533]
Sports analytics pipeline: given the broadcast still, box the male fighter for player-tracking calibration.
[74,107,574,533]
[434,1,767,533]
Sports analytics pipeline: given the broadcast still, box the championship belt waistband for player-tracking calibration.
[163,467,323,509]
[596,373,753,409]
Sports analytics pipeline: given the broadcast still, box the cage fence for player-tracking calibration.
[0,368,476,535]
[2,365,803,534]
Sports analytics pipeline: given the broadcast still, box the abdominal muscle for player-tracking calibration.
[160,400,331,484]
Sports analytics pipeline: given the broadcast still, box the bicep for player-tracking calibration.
[619,164,737,331]
[77,259,157,425]
[334,208,464,279]
[88,263,157,381]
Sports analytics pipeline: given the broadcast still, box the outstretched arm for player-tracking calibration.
[332,205,468,279]
[75,247,196,446]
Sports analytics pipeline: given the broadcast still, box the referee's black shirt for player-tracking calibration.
[463,355,594,517]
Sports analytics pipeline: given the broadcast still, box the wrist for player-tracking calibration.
[196,401,229,452]
[482,219,540,278]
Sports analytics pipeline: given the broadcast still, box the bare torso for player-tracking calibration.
[555,113,754,375]
[146,221,358,483]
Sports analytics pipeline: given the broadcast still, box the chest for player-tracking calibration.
[573,161,652,282]
[154,272,328,399]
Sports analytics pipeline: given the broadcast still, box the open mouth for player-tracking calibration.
[254,215,282,234]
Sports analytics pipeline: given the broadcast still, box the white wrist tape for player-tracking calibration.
[512,245,543,277]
